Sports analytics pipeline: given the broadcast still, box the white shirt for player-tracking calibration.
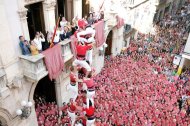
[60,21,67,28]
[54,31,60,43]
[33,37,45,50]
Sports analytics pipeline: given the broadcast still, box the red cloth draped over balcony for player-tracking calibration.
[116,15,125,29]
[42,44,64,80]
[70,35,77,59]
[93,20,105,47]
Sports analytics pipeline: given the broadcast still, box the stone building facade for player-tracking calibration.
[0,0,182,125]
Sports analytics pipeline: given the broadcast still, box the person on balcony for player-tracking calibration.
[98,11,104,20]
[53,27,61,45]
[19,36,31,55]
[60,26,71,41]
[87,13,95,25]
[33,32,45,52]
[83,14,88,24]
[72,15,79,27]
[60,17,68,28]
[30,40,39,55]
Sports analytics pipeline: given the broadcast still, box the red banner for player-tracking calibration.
[70,35,77,59]
[93,21,105,47]
[42,44,64,80]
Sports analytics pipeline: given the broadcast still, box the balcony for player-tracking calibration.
[20,54,48,81]
[59,39,73,62]
[19,39,73,82]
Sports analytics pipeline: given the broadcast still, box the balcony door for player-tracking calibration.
[57,0,66,17]
[26,2,45,39]
[82,0,90,17]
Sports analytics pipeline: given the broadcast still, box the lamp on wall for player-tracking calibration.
[16,100,33,119]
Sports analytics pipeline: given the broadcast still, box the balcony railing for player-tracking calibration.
[20,54,48,81]
[19,39,73,81]
[59,39,73,62]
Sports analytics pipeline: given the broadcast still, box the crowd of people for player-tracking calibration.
[33,2,190,126]
[93,2,190,125]
[19,7,104,56]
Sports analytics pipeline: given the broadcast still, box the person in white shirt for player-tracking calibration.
[33,32,45,52]
[60,17,68,28]
[52,27,61,45]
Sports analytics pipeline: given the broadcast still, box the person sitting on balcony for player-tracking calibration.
[60,17,68,28]
[30,40,39,55]
[19,36,31,55]
[60,26,71,41]
[33,32,45,52]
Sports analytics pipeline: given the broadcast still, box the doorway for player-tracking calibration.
[105,30,113,56]
[65,0,74,22]
[57,0,66,18]
[82,0,90,18]
[26,2,45,39]
[33,75,57,103]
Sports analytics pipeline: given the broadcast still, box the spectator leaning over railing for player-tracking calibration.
[19,36,31,55]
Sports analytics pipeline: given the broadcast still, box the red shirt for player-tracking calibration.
[74,31,78,38]
[83,78,94,88]
[83,106,95,116]
[69,103,76,112]
[82,95,87,104]
[76,44,92,56]
[70,72,76,83]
